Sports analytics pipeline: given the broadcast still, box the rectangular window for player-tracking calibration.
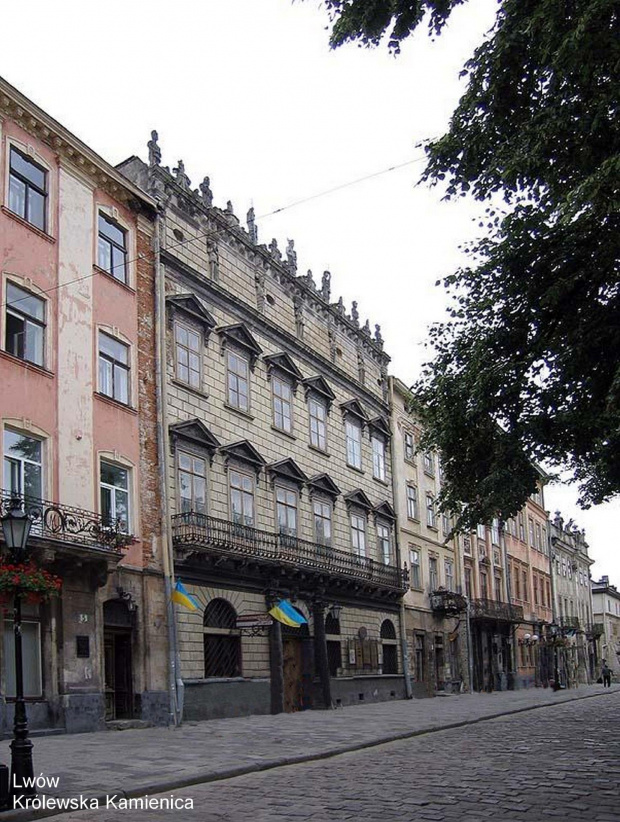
[462,535,471,555]
[515,566,521,600]
[541,526,547,554]
[97,212,127,283]
[491,518,500,545]
[272,376,293,433]
[429,556,438,590]
[494,575,502,602]
[4,620,42,697]
[276,487,297,536]
[313,499,332,547]
[178,452,206,514]
[518,513,525,542]
[5,282,45,366]
[404,431,415,461]
[522,569,528,602]
[350,513,366,557]
[444,559,454,591]
[409,548,421,589]
[406,485,418,520]
[477,524,486,540]
[100,461,130,532]
[533,575,539,606]
[345,419,362,470]
[464,566,472,599]
[230,470,254,526]
[8,146,47,231]
[423,452,434,475]
[372,436,386,481]
[480,571,488,599]
[99,332,130,404]
[3,429,43,499]
[426,493,436,528]
[442,512,450,537]
[536,522,542,551]
[377,522,391,565]
[529,518,535,547]
[175,323,201,388]
[309,397,327,451]
[227,351,249,411]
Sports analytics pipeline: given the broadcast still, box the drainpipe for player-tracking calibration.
[153,208,182,725]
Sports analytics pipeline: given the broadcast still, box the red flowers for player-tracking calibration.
[0,561,62,599]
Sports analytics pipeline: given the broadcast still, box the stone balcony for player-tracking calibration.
[430,589,467,615]
[470,598,524,623]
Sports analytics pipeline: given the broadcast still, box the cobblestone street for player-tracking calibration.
[48,691,620,822]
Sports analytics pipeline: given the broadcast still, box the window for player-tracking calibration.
[541,526,547,554]
[409,548,421,589]
[97,212,127,283]
[178,452,206,514]
[350,513,366,557]
[426,493,436,528]
[227,350,249,411]
[5,282,45,366]
[8,146,47,231]
[174,323,201,388]
[429,556,439,590]
[380,620,398,674]
[414,634,425,682]
[536,522,542,551]
[345,419,362,470]
[372,436,386,481]
[4,619,41,697]
[404,431,415,461]
[230,471,254,526]
[313,499,332,547]
[529,518,535,546]
[423,452,434,475]
[309,396,327,450]
[477,524,486,540]
[203,599,241,678]
[377,522,391,565]
[480,570,488,599]
[442,512,450,537]
[3,429,43,499]
[522,569,528,602]
[514,566,521,600]
[494,575,502,602]
[100,461,130,532]
[518,513,525,542]
[272,375,292,433]
[462,535,471,555]
[491,518,500,545]
[406,485,418,520]
[99,332,130,404]
[533,575,539,605]
[276,487,297,536]
[464,566,472,598]
[444,559,454,591]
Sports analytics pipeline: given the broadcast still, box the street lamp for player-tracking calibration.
[0,497,36,800]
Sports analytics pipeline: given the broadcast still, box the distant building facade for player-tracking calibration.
[592,577,620,678]
[119,138,408,720]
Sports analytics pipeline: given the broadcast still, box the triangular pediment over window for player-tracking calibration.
[369,416,391,440]
[302,376,336,410]
[166,294,216,335]
[264,353,304,390]
[344,489,373,511]
[169,419,220,454]
[219,440,266,473]
[373,500,396,522]
[307,473,341,500]
[217,323,263,365]
[340,399,368,425]
[267,458,308,487]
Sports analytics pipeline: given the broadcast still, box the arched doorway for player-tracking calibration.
[103,598,134,721]
[380,619,398,675]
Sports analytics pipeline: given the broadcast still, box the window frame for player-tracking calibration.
[275,485,298,537]
[404,430,415,462]
[345,418,362,470]
[4,617,42,698]
[272,374,293,434]
[313,497,332,547]
[174,321,202,390]
[5,281,46,367]
[371,434,386,482]
[99,459,131,533]
[426,492,436,528]
[423,452,434,476]
[350,511,367,557]
[406,484,418,520]
[98,330,131,405]
[3,427,44,501]
[226,349,250,412]
[308,395,327,451]
[429,556,439,591]
[229,469,255,527]
[409,547,421,589]
[8,145,48,232]
[97,210,128,284]
[377,520,391,565]
[178,450,207,515]
[444,558,454,591]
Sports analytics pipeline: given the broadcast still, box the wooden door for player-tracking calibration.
[103,629,133,720]
[283,638,303,712]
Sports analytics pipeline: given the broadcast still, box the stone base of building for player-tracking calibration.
[328,675,405,707]
[183,679,271,721]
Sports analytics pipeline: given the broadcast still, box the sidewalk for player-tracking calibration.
[2,683,619,819]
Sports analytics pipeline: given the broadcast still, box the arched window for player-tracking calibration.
[380,619,398,674]
[325,614,341,677]
[203,599,241,678]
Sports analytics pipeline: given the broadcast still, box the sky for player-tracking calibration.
[1,0,616,581]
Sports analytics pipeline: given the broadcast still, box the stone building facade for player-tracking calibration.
[389,377,467,697]
[0,78,168,733]
[591,577,620,678]
[119,138,407,720]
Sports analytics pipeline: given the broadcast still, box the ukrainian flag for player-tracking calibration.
[269,599,307,627]
[171,580,200,611]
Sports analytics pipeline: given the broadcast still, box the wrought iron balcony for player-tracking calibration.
[470,598,524,623]
[559,616,581,631]
[172,511,408,592]
[586,622,604,639]
[1,490,129,555]
[430,589,467,615]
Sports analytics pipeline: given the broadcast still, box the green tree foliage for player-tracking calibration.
[316,0,620,528]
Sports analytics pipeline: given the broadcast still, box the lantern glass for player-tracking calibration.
[1,501,32,555]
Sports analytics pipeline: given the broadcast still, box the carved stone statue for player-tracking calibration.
[269,238,281,261]
[173,160,191,189]
[247,207,258,243]
[147,130,161,166]
[336,296,345,316]
[305,269,315,290]
[255,269,266,312]
[321,270,331,301]
[199,176,213,207]
[351,301,360,326]
[293,293,304,339]
[207,239,219,282]
[374,324,383,346]
[362,319,371,337]
[286,239,297,273]
[226,200,234,214]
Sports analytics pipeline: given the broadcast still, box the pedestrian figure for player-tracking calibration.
[601,659,612,687]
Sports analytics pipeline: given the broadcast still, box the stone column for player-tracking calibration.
[269,619,284,715]
[312,600,332,709]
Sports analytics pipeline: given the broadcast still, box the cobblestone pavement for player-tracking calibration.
[51,690,620,822]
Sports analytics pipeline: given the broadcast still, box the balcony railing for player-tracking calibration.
[585,622,604,639]
[172,511,408,591]
[430,589,467,615]
[1,490,127,554]
[559,616,581,631]
[470,598,524,622]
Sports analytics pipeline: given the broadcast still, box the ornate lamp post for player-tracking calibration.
[0,498,36,799]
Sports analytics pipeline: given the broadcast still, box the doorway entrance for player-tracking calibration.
[103,599,134,721]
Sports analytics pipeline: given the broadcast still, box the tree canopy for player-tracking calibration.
[315,0,620,528]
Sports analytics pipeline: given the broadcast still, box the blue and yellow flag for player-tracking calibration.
[269,599,307,627]
[172,580,200,611]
